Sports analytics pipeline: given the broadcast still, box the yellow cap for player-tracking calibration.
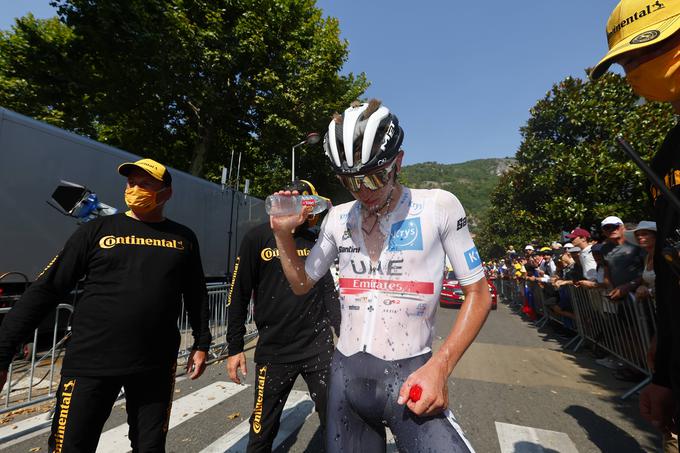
[591,0,680,79]
[117,158,172,185]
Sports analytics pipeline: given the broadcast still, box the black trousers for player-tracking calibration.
[48,364,176,453]
[247,351,331,453]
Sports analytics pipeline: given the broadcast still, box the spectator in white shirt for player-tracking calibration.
[565,227,597,283]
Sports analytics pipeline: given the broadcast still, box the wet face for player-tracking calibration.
[344,152,404,213]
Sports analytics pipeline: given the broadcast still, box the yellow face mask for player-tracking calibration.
[124,186,167,214]
[625,45,680,102]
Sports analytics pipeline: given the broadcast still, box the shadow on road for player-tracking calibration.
[512,441,560,453]
[565,404,647,452]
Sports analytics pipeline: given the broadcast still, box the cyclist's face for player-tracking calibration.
[350,152,403,211]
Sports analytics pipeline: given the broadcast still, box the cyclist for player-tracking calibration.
[270,100,491,452]
[591,0,680,445]
[226,179,339,453]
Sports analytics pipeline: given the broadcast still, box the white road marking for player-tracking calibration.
[495,421,578,453]
[200,390,314,453]
[96,381,248,453]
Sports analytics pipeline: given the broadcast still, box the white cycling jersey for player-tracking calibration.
[306,188,484,360]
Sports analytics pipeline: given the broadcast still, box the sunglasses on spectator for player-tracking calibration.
[338,159,398,192]
[602,224,621,232]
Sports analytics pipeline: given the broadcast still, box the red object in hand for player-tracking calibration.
[409,384,422,402]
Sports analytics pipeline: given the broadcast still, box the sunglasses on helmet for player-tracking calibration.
[337,159,398,192]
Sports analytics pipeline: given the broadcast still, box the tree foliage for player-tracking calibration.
[0,1,368,198]
[400,158,515,227]
[476,73,676,258]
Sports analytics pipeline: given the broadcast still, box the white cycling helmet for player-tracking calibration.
[323,99,404,175]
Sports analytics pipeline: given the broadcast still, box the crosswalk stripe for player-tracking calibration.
[96,381,248,453]
[0,408,52,444]
[495,421,578,453]
[0,375,190,446]
[200,390,314,453]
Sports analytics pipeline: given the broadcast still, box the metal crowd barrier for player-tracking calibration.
[0,283,258,415]
[499,278,657,400]
[177,283,258,361]
[0,303,74,414]
[567,287,656,399]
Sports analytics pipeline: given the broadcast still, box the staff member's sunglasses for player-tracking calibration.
[338,159,397,192]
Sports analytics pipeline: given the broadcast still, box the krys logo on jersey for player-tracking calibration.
[388,218,423,252]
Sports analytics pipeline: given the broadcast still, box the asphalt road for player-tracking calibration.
[1,299,661,452]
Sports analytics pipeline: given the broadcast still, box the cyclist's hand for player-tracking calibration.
[397,359,448,417]
[269,191,311,233]
[227,352,247,384]
[186,349,207,380]
[0,370,6,393]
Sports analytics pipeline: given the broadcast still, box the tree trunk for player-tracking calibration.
[190,128,211,176]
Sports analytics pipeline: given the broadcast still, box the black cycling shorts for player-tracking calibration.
[326,350,474,453]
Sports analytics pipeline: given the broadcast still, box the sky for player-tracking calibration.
[0,0,622,165]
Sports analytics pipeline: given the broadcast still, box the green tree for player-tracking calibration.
[476,73,676,258]
[1,1,368,197]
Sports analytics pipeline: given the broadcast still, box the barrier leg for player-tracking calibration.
[621,376,651,400]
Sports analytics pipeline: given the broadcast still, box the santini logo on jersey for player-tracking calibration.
[99,235,184,250]
[388,218,423,251]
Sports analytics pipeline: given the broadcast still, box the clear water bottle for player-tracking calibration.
[265,194,328,216]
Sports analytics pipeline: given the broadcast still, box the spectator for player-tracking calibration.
[566,227,597,282]
[626,221,658,301]
[591,7,680,440]
[600,216,643,301]
[538,247,557,278]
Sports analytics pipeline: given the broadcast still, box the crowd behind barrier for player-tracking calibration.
[495,273,656,400]
[0,282,254,415]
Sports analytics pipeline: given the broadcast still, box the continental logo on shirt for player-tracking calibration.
[252,366,267,434]
[260,247,310,262]
[98,235,184,250]
[54,379,76,453]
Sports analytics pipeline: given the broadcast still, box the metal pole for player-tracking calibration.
[292,145,295,181]
[616,135,680,214]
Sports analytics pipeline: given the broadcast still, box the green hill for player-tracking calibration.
[400,158,515,227]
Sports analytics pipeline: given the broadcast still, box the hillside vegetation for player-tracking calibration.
[400,158,515,226]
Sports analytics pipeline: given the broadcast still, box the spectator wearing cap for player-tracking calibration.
[566,228,597,283]
[600,216,643,301]
[536,247,557,279]
[591,1,680,436]
[524,245,535,256]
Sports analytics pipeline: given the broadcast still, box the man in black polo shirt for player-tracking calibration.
[226,179,338,453]
[0,158,211,452]
[591,0,680,442]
